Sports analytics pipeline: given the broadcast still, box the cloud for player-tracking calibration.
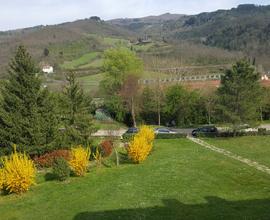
[0,0,269,30]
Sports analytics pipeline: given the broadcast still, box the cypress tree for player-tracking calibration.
[0,45,58,154]
[217,60,262,132]
[61,72,95,146]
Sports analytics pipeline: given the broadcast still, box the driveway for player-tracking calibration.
[92,129,126,137]
[260,124,270,130]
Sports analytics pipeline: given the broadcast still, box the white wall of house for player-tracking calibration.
[261,74,269,81]
[42,66,53,74]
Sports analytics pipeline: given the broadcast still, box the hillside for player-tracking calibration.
[0,17,133,77]
[163,4,270,69]
[1,4,269,81]
[110,5,270,70]
[109,13,184,35]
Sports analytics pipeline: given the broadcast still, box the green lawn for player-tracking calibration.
[0,139,269,219]
[205,136,270,167]
[93,119,127,130]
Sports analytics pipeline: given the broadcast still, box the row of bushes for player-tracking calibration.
[0,146,91,194]
[197,128,270,138]
[1,126,157,195]
[33,140,114,168]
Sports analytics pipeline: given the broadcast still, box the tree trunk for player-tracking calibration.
[131,96,137,127]
[157,97,161,126]
[260,106,263,122]
[114,147,119,167]
[208,111,211,125]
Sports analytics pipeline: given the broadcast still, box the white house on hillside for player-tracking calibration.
[261,74,269,81]
[42,65,54,74]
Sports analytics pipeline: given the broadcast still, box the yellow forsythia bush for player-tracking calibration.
[69,146,90,176]
[136,125,155,144]
[1,149,36,194]
[0,168,4,191]
[128,126,155,163]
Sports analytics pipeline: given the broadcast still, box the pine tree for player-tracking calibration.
[0,45,58,154]
[217,60,262,131]
[61,72,95,146]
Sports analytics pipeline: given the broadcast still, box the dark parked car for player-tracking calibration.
[125,127,139,134]
[192,126,218,137]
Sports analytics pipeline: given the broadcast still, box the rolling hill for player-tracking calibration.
[0,17,134,77]
[110,4,270,70]
[1,4,270,78]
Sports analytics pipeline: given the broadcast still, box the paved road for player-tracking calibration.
[92,124,270,137]
[260,124,270,130]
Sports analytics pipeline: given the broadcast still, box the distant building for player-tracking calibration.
[261,74,269,81]
[42,65,53,74]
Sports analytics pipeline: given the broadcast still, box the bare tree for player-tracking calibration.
[120,75,140,127]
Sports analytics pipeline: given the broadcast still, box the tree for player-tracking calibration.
[140,85,165,125]
[101,47,143,95]
[119,75,140,127]
[43,48,49,57]
[259,87,270,121]
[61,72,95,146]
[163,85,207,126]
[140,86,157,124]
[217,60,262,131]
[163,85,191,126]
[201,88,217,124]
[100,48,143,125]
[0,45,58,154]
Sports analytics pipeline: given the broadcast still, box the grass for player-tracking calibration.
[77,71,168,94]
[78,73,106,94]
[204,136,270,167]
[61,52,101,70]
[93,120,127,130]
[0,139,269,219]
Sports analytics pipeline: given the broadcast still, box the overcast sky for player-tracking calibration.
[0,0,269,31]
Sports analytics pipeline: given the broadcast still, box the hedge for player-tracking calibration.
[122,133,187,142]
[197,129,270,138]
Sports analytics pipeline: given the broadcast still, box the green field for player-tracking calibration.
[205,136,270,167]
[61,52,101,69]
[0,139,269,220]
[78,73,106,94]
[77,71,168,94]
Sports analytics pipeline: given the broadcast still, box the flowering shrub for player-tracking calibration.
[136,125,155,144]
[69,146,90,176]
[93,148,102,166]
[0,168,4,191]
[1,149,36,194]
[128,136,152,163]
[100,140,113,157]
[33,150,71,168]
[128,126,155,164]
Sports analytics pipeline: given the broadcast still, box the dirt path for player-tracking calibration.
[187,136,270,175]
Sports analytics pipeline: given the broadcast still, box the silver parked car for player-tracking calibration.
[154,128,177,134]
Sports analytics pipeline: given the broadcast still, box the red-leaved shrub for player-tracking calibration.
[33,150,71,168]
[100,140,113,157]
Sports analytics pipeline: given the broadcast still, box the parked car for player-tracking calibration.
[125,127,139,134]
[154,128,177,134]
[192,125,218,137]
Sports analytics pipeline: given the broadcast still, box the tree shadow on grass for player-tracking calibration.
[44,172,56,181]
[73,197,270,220]
[101,151,133,168]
